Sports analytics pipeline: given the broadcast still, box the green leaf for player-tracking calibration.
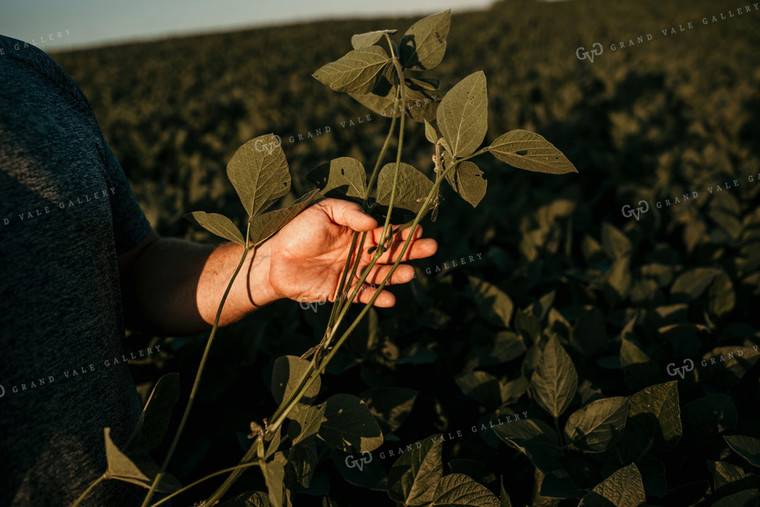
[530,335,578,418]
[430,473,500,506]
[709,271,735,317]
[447,161,487,208]
[185,212,245,245]
[271,355,321,418]
[307,157,367,199]
[313,46,390,93]
[249,189,319,247]
[227,134,291,218]
[724,435,760,467]
[318,393,383,453]
[454,371,501,408]
[467,276,514,328]
[464,331,527,371]
[436,71,488,158]
[123,373,180,455]
[351,29,397,49]
[493,419,562,473]
[564,397,629,453]
[670,267,722,303]
[218,491,271,507]
[620,337,659,392]
[287,403,326,445]
[601,222,632,260]
[261,452,287,507]
[628,381,682,450]
[399,10,451,70]
[487,130,578,175]
[387,436,443,505]
[579,463,646,507]
[424,119,439,144]
[376,162,433,214]
[103,428,181,493]
[360,386,419,433]
[712,489,760,507]
[288,439,319,488]
[707,460,749,491]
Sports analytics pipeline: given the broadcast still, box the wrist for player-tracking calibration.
[247,239,279,307]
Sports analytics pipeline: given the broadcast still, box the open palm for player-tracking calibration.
[264,198,438,307]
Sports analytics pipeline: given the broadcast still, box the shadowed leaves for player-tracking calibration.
[376,162,433,214]
[399,10,451,71]
[185,212,245,245]
[564,396,629,453]
[318,394,383,453]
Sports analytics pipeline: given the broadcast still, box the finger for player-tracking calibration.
[370,223,422,245]
[353,284,396,308]
[362,264,416,286]
[375,238,438,264]
[319,198,377,232]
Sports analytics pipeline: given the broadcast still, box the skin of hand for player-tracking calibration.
[119,198,438,335]
[261,197,438,308]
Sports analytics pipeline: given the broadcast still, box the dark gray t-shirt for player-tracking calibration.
[1,36,154,506]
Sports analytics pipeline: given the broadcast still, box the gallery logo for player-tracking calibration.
[666,358,695,379]
[621,200,650,221]
[576,43,603,63]
[344,452,373,471]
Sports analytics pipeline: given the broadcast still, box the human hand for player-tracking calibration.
[260,198,437,307]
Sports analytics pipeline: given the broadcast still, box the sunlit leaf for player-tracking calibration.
[388,436,442,505]
[351,29,397,49]
[185,212,245,245]
[287,403,326,445]
[579,463,645,507]
[103,428,181,493]
[487,130,577,175]
[399,10,451,70]
[430,473,500,506]
[629,381,682,450]
[313,46,391,93]
[530,335,578,418]
[307,157,367,199]
[227,134,291,218]
[447,161,487,208]
[271,355,321,418]
[376,162,433,214]
[261,452,287,507]
[564,397,629,453]
[437,71,488,158]
[493,419,561,473]
[670,267,721,303]
[724,435,760,467]
[467,276,514,328]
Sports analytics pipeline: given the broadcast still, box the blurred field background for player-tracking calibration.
[47,0,760,504]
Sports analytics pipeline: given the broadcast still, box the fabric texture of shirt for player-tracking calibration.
[0,35,155,506]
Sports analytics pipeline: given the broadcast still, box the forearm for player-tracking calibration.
[122,237,278,335]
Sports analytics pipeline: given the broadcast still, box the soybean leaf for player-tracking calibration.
[620,337,659,392]
[430,473,500,506]
[288,439,318,488]
[376,162,433,214]
[437,71,488,158]
[387,436,442,505]
[359,386,419,433]
[487,130,577,175]
[399,10,451,70]
[424,119,438,144]
[564,397,629,453]
[405,86,445,122]
[287,403,326,445]
[271,355,321,418]
[350,82,442,122]
[447,161,487,208]
[261,452,287,507]
[227,134,291,219]
[499,477,513,507]
[468,276,514,328]
[318,393,383,453]
[493,419,562,474]
[724,435,760,467]
[218,491,270,507]
[713,490,760,507]
[455,371,501,408]
[709,271,736,317]
[530,335,578,418]
[707,461,748,491]
[601,222,632,260]
[185,212,245,245]
[123,373,180,455]
[313,46,391,93]
[103,428,181,493]
[249,188,320,247]
[670,267,721,303]
[407,76,440,91]
[351,29,397,49]
[579,463,646,507]
[629,381,682,450]
[307,157,367,199]
[464,331,527,371]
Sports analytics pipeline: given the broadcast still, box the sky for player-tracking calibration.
[0,0,496,51]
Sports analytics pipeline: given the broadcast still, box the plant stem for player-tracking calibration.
[147,461,260,507]
[72,474,106,507]
[140,224,253,507]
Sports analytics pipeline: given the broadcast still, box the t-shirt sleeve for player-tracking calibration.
[100,138,153,255]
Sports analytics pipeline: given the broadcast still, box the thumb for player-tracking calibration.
[320,198,377,232]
